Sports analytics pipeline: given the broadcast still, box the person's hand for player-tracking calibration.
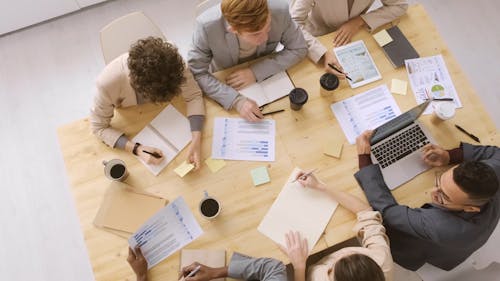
[279,231,308,271]
[187,132,202,170]
[296,172,325,191]
[333,16,365,47]
[237,98,263,122]
[127,247,148,281]
[422,143,450,167]
[137,145,164,165]
[322,51,346,79]
[356,130,373,155]
[226,68,256,90]
[180,263,219,281]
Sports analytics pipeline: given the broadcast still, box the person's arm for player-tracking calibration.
[360,0,408,32]
[89,85,125,148]
[296,172,371,214]
[289,0,327,63]
[187,19,240,110]
[227,252,287,281]
[127,247,148,281]
[250,7,307,82]
[181,263,228,281]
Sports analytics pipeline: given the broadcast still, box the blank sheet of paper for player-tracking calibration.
[258,168,339,250]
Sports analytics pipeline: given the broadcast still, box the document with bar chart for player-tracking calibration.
[211,117,276,162]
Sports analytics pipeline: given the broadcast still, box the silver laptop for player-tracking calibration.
[370,100,434,190]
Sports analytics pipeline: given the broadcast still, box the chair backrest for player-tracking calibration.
[196,0,221,17]
[99,11,165,65]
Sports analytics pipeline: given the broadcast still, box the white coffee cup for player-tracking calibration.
[102,159,128,181]
[433,102,456,121]
[199,191,221,220]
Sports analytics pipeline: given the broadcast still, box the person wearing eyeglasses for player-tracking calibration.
[353,130,500,271]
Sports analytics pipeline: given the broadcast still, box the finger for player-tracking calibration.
[334,30,347,46]
[252,108,264,119]
[135,247,144,259]
[128,247,136,261]
[181,263,197,276]
[302,237,309,253]
[285,231,292,249]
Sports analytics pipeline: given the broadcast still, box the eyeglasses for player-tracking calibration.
[434,171,453,205]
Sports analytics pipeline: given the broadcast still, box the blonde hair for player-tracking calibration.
[221,0,269,32]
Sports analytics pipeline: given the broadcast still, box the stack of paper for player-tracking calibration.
[132,105,192,176]
[258,168,339,250]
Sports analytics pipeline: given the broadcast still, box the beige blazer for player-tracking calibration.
[307,211,393,281]
[290,0,408,62]
[90,53,206,147]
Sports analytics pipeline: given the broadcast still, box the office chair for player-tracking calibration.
[99,11,165,65]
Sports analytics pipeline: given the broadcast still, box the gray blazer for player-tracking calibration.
[227,252,287,281]
[354,143,500,271]
[188,0,307,110]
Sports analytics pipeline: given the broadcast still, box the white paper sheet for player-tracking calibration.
[331,85,401,144]
[258,168,339,250]
[132,105,192,176]
[128,197,203,269]
[405,55,462,114]
[334,40,382,88]
[239,71,294,107]
[211,118,275,162]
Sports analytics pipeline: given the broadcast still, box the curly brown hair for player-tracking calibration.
[128,37,186,103]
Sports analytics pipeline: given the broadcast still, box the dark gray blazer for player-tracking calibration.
[227,252,287,281]
[354,143,500,271]
[187,0,307,110]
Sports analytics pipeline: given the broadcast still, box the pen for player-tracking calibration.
[455,124,480,143]
[142,150,162,158]
[432,98,454,101]
[292,169,318,183]
[186,265,201,278]
[328,63,352,81]
[263,109,285,116]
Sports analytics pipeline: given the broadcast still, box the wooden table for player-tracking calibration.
[57,4,498,281]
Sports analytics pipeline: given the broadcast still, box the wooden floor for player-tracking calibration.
[0,0,498,280]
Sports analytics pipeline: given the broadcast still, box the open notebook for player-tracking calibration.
[239,71,294,107]
[132,105,191,176]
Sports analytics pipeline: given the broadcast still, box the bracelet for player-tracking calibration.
[132,142,141,156]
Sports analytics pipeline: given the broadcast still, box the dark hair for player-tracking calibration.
[453,161,499,203]
[128,37,186,103]
[334,253,385,281]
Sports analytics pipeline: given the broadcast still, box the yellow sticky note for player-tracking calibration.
[205,158,226,173]
[250,166,270,186]
[373,29,393,47]
[174,161,195,177]
[323,140,343,158]
[391,79,407,95]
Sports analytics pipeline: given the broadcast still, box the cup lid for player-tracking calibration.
[289,88,308,105]
[320,73,339,90]
[436,102,455,118]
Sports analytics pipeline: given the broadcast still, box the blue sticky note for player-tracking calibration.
[251,166,270,186]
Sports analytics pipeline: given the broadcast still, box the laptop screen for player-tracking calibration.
[370,100,431,145]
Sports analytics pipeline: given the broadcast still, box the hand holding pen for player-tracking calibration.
[327,63,352,81]
[137,145,164,165]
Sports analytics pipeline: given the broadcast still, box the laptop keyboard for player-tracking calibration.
[372,124,430,168]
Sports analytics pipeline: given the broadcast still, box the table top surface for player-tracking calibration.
[57,4,499,281]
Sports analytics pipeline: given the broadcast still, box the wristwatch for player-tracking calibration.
[132,142,141,156]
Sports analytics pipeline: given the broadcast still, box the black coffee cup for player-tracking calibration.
[320,73,339,97]
[103,159,128,181]
[289,88,308,111]
[199,191,221,219]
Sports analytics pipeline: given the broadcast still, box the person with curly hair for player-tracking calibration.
[90,37,206,168]
[188,0,307,122]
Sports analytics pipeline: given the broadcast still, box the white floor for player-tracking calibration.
[0,0,498,281]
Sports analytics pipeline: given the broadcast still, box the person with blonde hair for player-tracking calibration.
[290,0,407,78]
[281,170,393,281]
[188,0,307,122]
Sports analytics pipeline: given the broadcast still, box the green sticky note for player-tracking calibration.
[251,166,270,186]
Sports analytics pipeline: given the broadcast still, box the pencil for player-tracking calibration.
[292,169,318,183]
[328,63,352,81]
[263,109,285,116]
[142,150,162,159]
